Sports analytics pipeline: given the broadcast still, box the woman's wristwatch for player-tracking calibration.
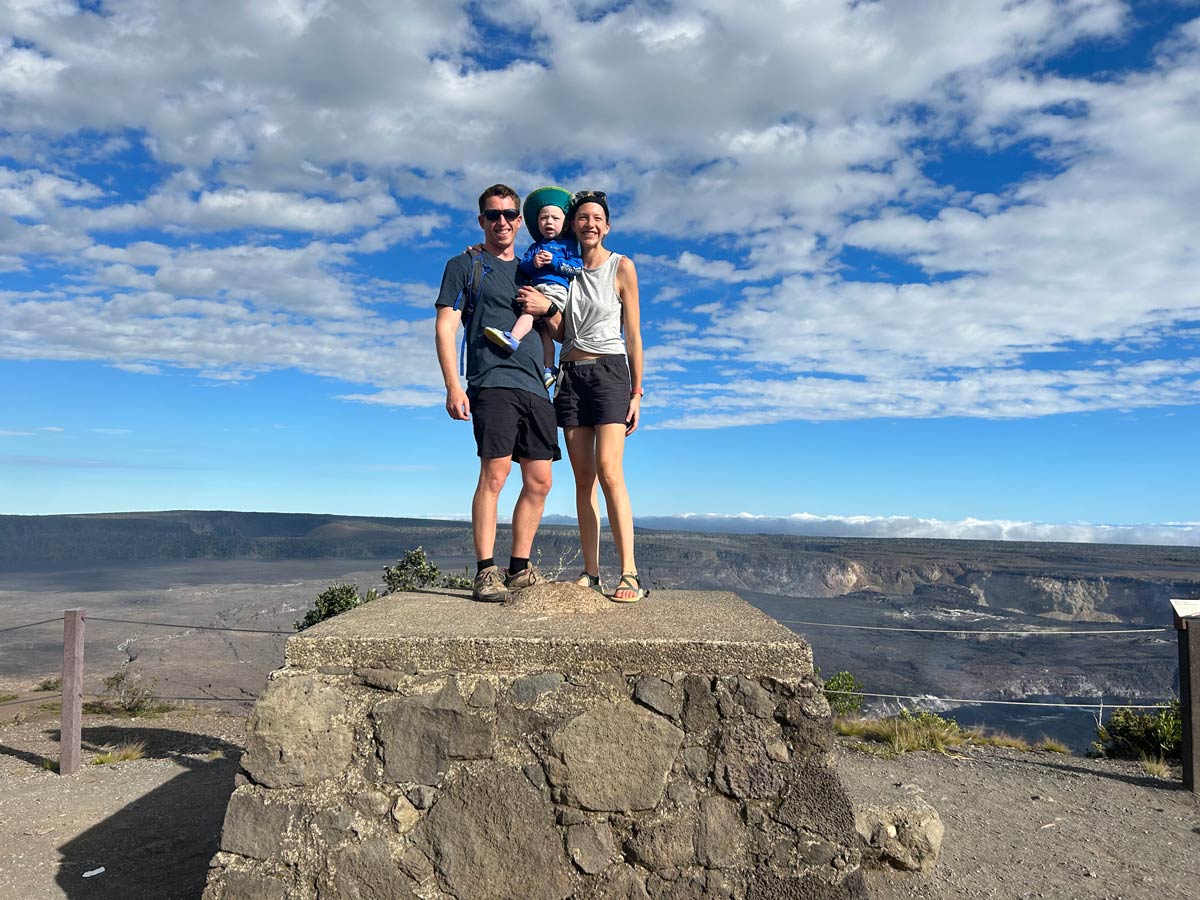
[631,388,644,397]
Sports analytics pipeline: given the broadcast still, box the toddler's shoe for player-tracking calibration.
[484,327,519,353]
[543,366,559,390]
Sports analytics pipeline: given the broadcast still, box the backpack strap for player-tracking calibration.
[451,249,489,377]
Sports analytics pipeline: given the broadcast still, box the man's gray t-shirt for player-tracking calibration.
[436,251,547,398]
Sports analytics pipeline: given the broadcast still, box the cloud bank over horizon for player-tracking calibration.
[543,511,1200,547]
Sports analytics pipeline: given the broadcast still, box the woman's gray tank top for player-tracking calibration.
[561,252,627,357]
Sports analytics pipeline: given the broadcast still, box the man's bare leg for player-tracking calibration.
[472,456,512,561]
[510,457,552,559]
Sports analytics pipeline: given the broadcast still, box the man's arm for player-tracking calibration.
[435,306,470,420]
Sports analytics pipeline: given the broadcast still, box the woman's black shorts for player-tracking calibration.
[471,388,561,461]
[555,355,631,428]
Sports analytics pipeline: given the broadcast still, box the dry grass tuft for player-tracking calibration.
[835,709,970,754]
[91,741,147,765]
[837,709,1052,755]
[979,731,1032,751]
[0,692,17,703]
[205,749,226,761]
[34,676,62,692]
[1140,754,1173,779]
[1037,736,1071,754]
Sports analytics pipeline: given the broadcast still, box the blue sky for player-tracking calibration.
[1,1,1198,544]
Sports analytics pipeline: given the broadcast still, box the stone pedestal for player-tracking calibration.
[203,587,866,900]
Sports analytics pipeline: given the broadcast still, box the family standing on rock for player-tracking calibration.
[435,184,645,604]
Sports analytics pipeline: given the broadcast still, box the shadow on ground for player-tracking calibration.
[0,737,55,769]
[1005,753,1186,791]
[54,726,242,900]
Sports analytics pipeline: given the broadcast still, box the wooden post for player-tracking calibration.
[59,609,85,776]
[1170,599,1200,792]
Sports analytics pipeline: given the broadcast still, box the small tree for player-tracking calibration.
[383,547,472,591]
[294,582,372,631]
[823,670,865,717]
[101,668,172,715]
[383,548,442,593]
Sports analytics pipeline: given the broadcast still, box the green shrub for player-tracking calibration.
[35,676,62,692]
[441,568,473,590]
[822,671,864,716]
[295,582,371,631]
[0,692,17,703]
[1094,698,1181,760]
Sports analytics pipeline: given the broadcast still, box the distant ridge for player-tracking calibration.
[5,510,1200,628]
[5,509,1199,569]
[0,510,474,564]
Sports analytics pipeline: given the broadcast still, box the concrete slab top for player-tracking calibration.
[285,588,813,678]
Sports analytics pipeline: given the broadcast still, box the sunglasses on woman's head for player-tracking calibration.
[482,208,520,222]
[573,190,607,203]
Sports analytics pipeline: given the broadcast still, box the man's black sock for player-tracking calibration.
[508,556,529,575]
[477,557,495,574]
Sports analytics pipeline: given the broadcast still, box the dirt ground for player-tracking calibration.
[839,744,1200,900]
[0,707,245,900]
[1,707,1198,900]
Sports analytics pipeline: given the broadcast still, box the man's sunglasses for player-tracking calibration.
[482,208,520,222]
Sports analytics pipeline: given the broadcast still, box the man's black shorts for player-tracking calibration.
[471,388,561,461]
[555,355,631,428]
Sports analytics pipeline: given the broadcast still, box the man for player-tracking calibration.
[435,184,561,601]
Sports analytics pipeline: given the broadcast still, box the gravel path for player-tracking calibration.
[2,708,1198,900]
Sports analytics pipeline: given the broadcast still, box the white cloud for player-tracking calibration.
[650,359,1200,428]
[0,0,1195,428]
[87,187,399,235]
[112,362,160,374]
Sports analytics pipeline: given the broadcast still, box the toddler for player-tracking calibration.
[484,185,581,388]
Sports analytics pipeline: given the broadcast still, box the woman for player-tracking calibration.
[521,190,645,601]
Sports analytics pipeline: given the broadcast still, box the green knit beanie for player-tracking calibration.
[522,185,573,241]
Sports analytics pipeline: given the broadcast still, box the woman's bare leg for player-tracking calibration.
[563,425,601,576]
[595,423,636,593]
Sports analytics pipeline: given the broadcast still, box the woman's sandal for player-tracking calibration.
[612,572,647,603]
[573,571,604,594]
